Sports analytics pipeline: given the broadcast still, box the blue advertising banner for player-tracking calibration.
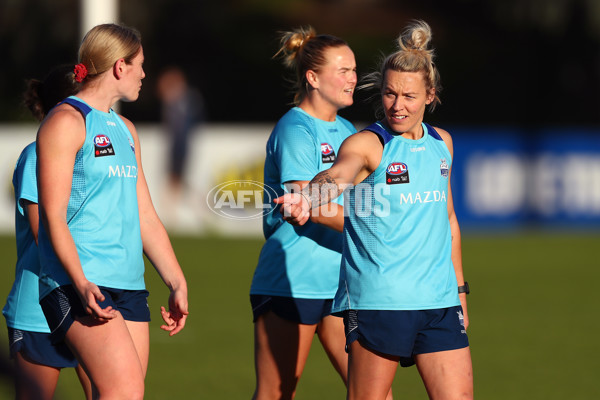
[449,126,600,230]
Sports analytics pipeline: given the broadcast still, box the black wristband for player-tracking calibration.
[458,281,470,295]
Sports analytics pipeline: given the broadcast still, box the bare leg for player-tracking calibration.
[316,315,348,385]
[66,313,145,400]
[252,311,318,400]
[74,363,93,399]
[124,320,150,377]
[14,352,60,400]
[415,347,473,400]
[347,340,399,400]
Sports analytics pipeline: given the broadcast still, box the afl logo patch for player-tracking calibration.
[94,134,115,157]
[386,162,410,184]
[321,143,336,164]
[94,134,111,147]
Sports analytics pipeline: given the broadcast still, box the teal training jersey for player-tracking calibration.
[333,122,460,312]
[2,143,50,332]
[250,107,356,298]
[38,96,145,299]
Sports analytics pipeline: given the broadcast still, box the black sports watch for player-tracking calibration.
[458,281,470,295]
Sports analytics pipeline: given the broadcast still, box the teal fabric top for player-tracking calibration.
[38,96,145,298]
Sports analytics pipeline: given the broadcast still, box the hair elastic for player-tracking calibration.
[74,63,88,83]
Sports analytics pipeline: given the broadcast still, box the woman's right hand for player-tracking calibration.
[275,192,311,226]
[75,280,118,321]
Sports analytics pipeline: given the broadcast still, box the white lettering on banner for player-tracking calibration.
[531,154,600,216]
[108,165,137,178]
[465,153,527,216]
[3,123,600,235]
[531,154,557,216]
[563,156,600,215]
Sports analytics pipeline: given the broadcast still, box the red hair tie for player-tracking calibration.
[74,63,88,83]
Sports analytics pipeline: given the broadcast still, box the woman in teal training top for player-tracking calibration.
[250,26,362,399]
[35,23,189,399]
[275,20,472,400]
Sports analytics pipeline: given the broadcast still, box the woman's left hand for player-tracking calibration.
[160,287,189,336]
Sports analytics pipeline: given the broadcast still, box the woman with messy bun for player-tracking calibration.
[250,26,362,399]
[276,20,473,399]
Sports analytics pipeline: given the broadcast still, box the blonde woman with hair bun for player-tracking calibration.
[276,20,473,399]
[250,26,387,400]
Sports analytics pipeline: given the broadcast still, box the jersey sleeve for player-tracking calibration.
[274,120,319,183]
[13,144,39,217]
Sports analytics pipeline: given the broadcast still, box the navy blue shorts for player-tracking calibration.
[7,328,77,368]
[344,306,469,367]
[250,294,334,325]
[40,285,151,344]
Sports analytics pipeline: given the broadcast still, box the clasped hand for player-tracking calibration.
[274,192,311,226]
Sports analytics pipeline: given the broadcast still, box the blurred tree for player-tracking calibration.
[0,0,79,122]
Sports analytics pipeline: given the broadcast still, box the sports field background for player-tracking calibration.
[0,232,599,399]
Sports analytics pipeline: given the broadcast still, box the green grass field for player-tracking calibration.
[0,232,599,399]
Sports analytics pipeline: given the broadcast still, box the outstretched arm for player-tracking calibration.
[275,130,383,226]
[284,180,345,232]
[276,170,344,226]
